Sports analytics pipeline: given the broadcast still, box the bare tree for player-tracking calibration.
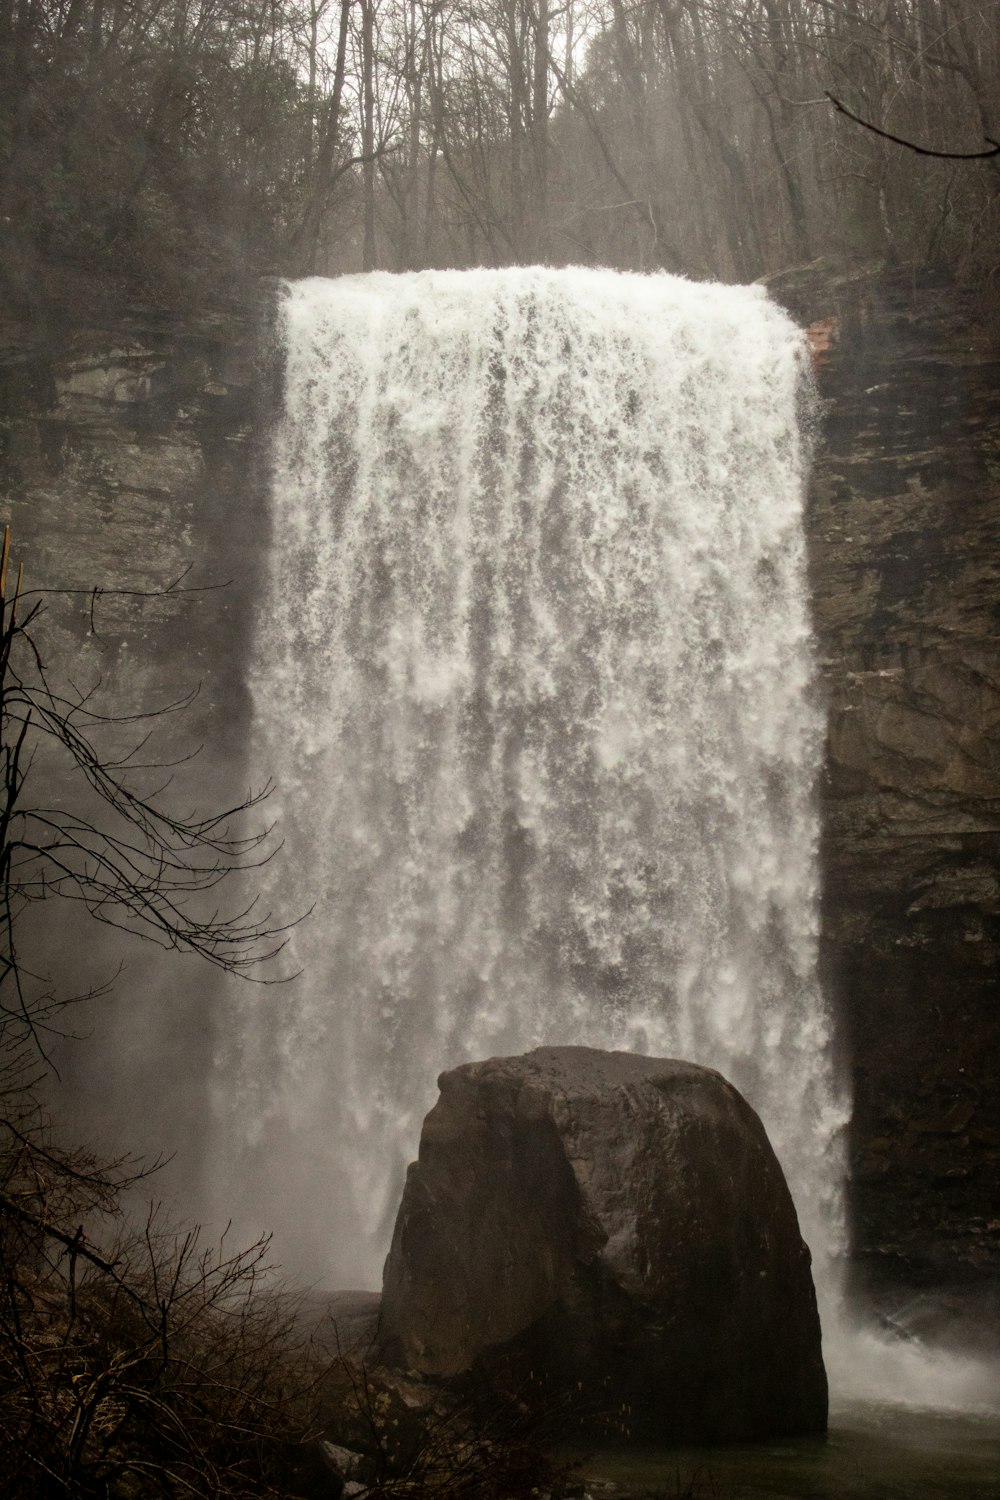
[0,526,295,1066]
[0,523,327,1494]
[0,1129,323,1497]
[827,90,1000,159]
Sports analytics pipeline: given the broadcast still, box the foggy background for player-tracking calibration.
[2,1,998,308]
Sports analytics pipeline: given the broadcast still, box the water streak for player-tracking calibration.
[216,267,848,1291]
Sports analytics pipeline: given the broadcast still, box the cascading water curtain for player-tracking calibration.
[215,268,849,1292]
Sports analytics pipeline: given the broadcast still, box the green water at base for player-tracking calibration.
[562,1401,999,1499]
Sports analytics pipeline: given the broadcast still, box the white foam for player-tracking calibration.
[218,267,847,1290]
[827,1315,1000,1415]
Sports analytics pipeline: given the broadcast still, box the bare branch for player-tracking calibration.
[826,92,1000,160]
[1,526,302,1050]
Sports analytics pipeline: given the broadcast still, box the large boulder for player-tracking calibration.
[378,1046,826,1441]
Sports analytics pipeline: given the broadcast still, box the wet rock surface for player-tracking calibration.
[0,299,273,760]
[379,1046,827,1442]
[0,297,277,1173]
[772,266,1000,1306]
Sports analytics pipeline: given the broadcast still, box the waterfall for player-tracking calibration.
[215,267,849,1292]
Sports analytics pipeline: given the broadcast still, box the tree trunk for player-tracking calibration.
[362,0,377,272]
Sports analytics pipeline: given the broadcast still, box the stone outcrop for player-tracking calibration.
[378,1046,827,1442]
[769,266,1000,1309]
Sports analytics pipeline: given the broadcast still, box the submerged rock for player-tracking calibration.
[378,1046,827,1441]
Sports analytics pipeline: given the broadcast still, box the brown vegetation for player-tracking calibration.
[0,1145,324,1496]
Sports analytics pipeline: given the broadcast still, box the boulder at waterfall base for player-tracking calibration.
[379,1046,827,1442]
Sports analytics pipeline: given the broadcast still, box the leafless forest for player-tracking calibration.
[2,0,999,303]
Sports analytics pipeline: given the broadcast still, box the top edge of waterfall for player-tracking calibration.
[274,268,809,379]
[276,265,799,325]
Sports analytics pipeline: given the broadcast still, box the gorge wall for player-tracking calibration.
[1,268,997,1314]
[772,268,1000,1321]
[0,297,272,1171]
[0,297,268,761]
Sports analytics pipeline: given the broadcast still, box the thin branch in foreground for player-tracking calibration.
[826,93,1000,159]
[0,524,304,1072]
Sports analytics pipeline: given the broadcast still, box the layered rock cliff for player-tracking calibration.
[0,299,270,760]
[772,268,1000,1313]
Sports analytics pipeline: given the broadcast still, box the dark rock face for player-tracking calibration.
[0,301,273,760]
[379,1046,827,1442]
[0,300,276,1173]
[770,268,1000,1310]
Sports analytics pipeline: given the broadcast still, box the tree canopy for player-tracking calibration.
[2,0,998,307]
